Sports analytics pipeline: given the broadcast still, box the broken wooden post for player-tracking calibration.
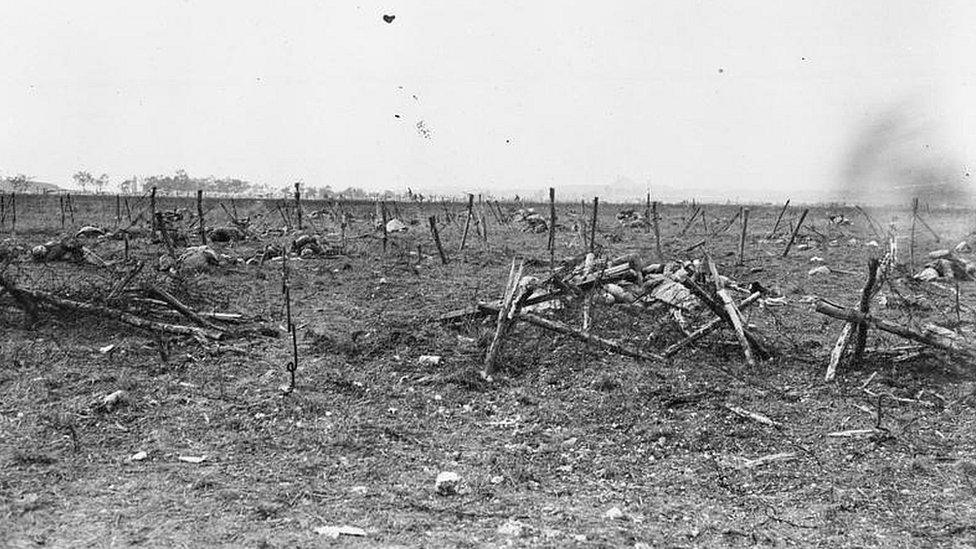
[652,201,663,260]
[381,200,389,253]
[150,186,158,238]
[459,193,475,252]
[699,207,709,233]
[782,208,809,257]
[197,189,207,245]
[737,207,749,266]
[644,192,651,233]
[428,216,449,264]
[825,258,880,381]
[115,194,121,227]
[910,197,918,272]
[294,182,303,231]
[484,258,526,376]
[589,197,599,253]
[546,188,558,270]
[10,193,15,234]
[59,195,66,229]
[707,255,755,366]
[768,198,790,239]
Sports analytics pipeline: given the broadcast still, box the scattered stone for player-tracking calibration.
[809,256,824,263]
[75,226,106,238]
[418,355,442,366]
[178,246,220,271]
[928,249,951,260]
[915,267,940,282]
[100,390,127,411]
[497,519,525,537]
[604,506,625,520]
[808,266,831,277]
[386,218,408,233]
[866,240,879,247]
[314,525,367,539]
[178,455,207,464]
[955,241,973,254]
[435,471,460,496]
[129,451,148,462]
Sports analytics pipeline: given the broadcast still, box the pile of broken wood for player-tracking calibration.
[441,245,975,381]
[0,263,278,344]
[440,251,773,378]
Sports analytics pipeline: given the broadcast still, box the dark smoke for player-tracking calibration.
[839,103,972,206]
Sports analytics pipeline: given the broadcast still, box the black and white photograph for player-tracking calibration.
[2,2,975,546]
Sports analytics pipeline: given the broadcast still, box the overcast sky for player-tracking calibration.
[1,1,974,201]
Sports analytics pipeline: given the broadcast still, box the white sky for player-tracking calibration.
[1,1,974,201]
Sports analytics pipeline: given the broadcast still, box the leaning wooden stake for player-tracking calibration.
[707,255,755,366]
[782,208,809,257]
[854,204,882,240]
[914,209,941,242]
[678,206,701,238]
[714,207,742,235]
[825,258,880,381]
[663,291,762,357]
[458,193,475,252]
[547,188,556,271]
[767,199,790,239]
[428,216,449,264]
[483,259,526,376]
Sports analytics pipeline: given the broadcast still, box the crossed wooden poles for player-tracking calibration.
[455,253,772,377]
[816,258,976,380]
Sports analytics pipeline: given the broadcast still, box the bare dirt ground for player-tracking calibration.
[2,194,976,548]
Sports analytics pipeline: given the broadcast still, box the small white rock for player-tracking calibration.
[435,471,461,496]
[807,266,831,276]
[497,519,524,537]
[418,355,442,366]
[809,256,824,263]
[604,506,625,520]
[129,451,148,462]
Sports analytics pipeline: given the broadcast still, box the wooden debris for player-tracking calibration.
[816,300,976,362]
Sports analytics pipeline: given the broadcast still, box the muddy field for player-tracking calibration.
[2,192,976,548]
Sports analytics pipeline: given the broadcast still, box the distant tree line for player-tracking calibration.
[3,169,432,201]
